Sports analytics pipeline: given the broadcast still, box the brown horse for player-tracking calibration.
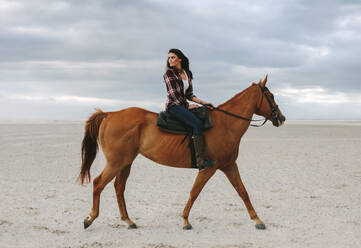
[78,75,285,230]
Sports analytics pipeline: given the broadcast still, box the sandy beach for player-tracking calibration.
[0,120,360,248]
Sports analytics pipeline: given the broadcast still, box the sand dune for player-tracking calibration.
[0,121,360,248]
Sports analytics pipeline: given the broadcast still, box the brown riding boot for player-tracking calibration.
[192,135,216,170]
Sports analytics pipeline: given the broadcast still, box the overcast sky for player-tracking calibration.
[1,0,361,120]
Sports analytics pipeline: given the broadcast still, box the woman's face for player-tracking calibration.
[168,52,181,68]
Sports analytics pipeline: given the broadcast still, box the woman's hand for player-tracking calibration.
[188,104,199,109]
[202,102,215,110]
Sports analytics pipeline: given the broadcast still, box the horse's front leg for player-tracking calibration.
[181,167,217,230]
[221,162,266,230]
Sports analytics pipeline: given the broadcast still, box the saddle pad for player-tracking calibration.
[157,106,213,134]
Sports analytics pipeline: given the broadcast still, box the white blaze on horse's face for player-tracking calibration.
[168,52,181,67]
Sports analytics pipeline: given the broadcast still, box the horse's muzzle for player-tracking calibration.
[271,111,286,127]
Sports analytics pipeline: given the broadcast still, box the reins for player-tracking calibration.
[202,84,278,128]
[206,105,268,127]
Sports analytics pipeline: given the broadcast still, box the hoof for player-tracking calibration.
[84,218,92,229]
[128,223,137,229]
[183,224,192,230]
[255,223,266,230]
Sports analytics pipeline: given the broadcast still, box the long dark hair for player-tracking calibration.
[166,48,193,80]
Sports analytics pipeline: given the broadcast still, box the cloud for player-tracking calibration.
[6,93,162,108]
[277,86,361,104]
[1,0,361,119]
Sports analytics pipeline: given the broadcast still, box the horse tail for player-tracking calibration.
[77,109,107,185]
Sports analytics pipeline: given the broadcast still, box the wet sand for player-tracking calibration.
[0,120,360,248]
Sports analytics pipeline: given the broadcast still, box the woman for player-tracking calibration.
[163,48,216,170]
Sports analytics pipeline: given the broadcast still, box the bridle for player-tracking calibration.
[204,84,280,127]
[256,84,281,126]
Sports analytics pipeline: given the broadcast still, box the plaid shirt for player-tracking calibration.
[164,68,196,111]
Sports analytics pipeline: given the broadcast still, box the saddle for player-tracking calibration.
[157,106,213,169]
[157,106,213,134]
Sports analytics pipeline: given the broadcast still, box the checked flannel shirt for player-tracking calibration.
[163,67,196,111]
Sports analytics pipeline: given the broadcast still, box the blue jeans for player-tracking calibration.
[168,105,203,135]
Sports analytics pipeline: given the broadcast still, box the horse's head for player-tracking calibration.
[253,75,286,127]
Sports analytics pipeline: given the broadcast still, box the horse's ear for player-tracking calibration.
[260,74,268,87]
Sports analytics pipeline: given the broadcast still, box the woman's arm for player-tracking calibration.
[191,96,215,109]
[191,96,206,105]
[164,71,183,105]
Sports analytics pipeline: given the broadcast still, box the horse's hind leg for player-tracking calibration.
[181,168,217,230]
[221,162,266,230]
[114,164,137,229]
[84,162,120,229]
